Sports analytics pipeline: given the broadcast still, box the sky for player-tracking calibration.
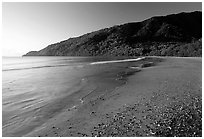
[2,2,202,56]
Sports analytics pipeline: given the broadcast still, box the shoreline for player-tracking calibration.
[90,57,146,65]
[27,57,201,137]
[23,57,161,137]
[4,56,150,137]
[4,56,201,137]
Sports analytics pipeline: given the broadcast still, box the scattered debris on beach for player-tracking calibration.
[91,92,202,137]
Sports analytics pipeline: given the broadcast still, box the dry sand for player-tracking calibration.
[25,57,202,137]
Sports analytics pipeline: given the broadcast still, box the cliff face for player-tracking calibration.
[24,11,202,57]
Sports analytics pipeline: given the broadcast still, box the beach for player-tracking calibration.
[2,56,154,136]
[20,57,201,137]
[2,2,202,137]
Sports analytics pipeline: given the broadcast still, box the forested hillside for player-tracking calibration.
[24,11,202,57]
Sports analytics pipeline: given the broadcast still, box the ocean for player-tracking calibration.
[2,56,142,136]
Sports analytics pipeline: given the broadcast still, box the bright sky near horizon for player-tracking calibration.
[2,2,201,56]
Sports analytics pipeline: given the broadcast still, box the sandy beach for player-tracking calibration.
[3,3,202,137]
[22,57,202,137]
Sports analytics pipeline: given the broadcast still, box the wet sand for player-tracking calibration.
[25,57,201,137]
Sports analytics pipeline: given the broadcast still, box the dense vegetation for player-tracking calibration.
[24,11,202,57]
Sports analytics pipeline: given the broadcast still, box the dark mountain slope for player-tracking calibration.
[24,11,202,57]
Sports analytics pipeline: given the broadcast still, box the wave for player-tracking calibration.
[2,64,78,71]
[90,57,146,65]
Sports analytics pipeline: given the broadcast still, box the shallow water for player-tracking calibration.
[2,56,141,136]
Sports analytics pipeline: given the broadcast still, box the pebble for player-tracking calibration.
[91,94,202,137]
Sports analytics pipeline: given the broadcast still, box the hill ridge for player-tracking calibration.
[24,11,202,57]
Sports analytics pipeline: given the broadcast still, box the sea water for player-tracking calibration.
[2,56,142,136]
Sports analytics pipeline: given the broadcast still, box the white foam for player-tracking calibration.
[90,57,146,65]
[129,67,140,69]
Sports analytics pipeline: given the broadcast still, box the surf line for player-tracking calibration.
[90,57,146,65]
